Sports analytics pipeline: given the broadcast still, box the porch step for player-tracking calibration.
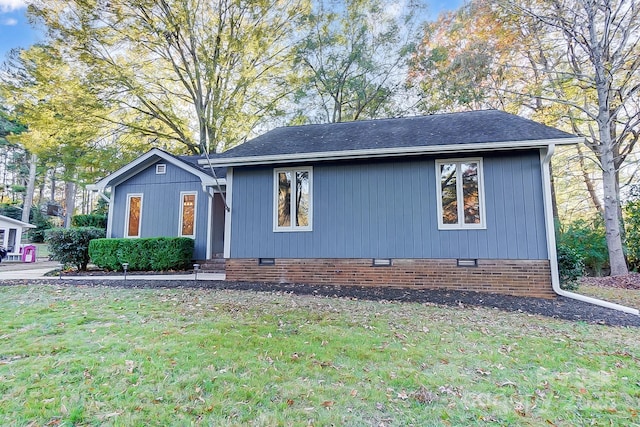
[196,258,226,274]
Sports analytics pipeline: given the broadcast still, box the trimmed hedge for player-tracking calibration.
[89,237,194,271]
[72,214,107,229]
[46,227,107,271]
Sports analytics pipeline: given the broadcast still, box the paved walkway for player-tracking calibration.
[0,259,226,281]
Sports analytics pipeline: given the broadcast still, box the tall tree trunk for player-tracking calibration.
[600,146,627,275]
[50,169,56,201]
[21,153,38,224]
[576,144,604,215]
[63,180,76,228]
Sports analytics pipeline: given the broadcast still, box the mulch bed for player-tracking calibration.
[2,275,639,328]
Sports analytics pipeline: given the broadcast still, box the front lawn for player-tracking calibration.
[0,284,638,426]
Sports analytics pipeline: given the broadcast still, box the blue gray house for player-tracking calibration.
[88,148,227,260]
[203,110,581,298]
[91,110,581,298]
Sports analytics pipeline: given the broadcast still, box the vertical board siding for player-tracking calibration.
[111,161,209,259]
[230,151,548,260]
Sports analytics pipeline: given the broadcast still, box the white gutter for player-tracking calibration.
[541,144,639,316]
[205,137,583,168]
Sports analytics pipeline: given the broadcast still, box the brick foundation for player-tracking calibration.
[225,258,556,299]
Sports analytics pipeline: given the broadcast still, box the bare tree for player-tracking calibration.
[503,0,640,275]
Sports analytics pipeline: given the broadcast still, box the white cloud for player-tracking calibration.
[0,0,26,13]
[1,17,17,25]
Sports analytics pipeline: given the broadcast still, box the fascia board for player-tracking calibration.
[90,148,223,191]
[0,215,36,228]
[204,137,584,167]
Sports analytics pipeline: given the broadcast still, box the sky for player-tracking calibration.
[0,0,42,60]
[0,0,464,61]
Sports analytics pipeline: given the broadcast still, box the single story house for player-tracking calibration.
[90,110,581,299]
[0,214,36,260]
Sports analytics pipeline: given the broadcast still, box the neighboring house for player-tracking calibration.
[204,110,582,298]
[88,149,227,260]
[0,214,36,260]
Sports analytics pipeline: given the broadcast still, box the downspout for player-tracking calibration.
[541,144,639,316]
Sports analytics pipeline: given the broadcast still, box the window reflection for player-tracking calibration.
[437,160,482,228]
[440,163,458,224]
[461,163,480,224]
[181,194,195,236]
[275,168,312,230]
[296,171,309,226]
[127,195,141,237]
[278,171,292,227]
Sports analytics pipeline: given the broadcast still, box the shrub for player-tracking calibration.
[624,198,640,270]
[45,227,106,271]
[89,237,194,271]
[557,243,584,291]
[556,218,609,276]
[26,206,53,243]
[72,214,107,229]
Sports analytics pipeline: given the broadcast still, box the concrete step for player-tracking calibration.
[196,258,226,273]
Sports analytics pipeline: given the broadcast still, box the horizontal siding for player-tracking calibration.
[111,161,210,259]
[230,151,548,260]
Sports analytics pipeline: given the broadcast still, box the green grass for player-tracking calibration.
[1,285,639,426]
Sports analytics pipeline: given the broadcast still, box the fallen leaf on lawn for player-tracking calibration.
[350,389,358,397]
[125,360,135,373]
[286,399,294,406]
[322,400,334,408]
[476,368,491,376]
[412,386,438,404]
[514,402,526,416]
[397,391,409,400]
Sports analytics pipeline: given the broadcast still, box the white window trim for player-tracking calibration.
[124,193,143,238]
[156,164,167,174]
[273,166,313,232]
[179,191,198,238]
[435,158,486,230]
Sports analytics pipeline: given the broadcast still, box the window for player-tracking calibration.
[125,194,143,237]
[436,158,485,229]
[274,167,312,231]
[156,164,166,174]
[179,192,197,237]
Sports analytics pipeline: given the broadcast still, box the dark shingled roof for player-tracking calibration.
[216,110,577,161]
[174,154,227,179]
